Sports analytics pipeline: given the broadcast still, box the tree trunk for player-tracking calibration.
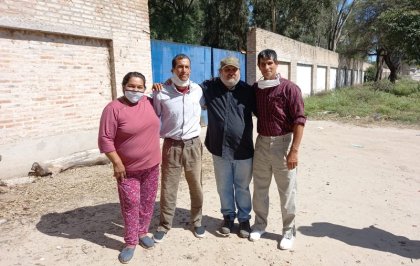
[375,49,384,81]
[383,51,401,83]
[30,149,109,177]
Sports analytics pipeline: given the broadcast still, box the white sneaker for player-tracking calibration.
[249,230,265,241]
[279,232,295,250]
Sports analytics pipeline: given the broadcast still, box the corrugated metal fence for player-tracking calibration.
[151,40,246,84]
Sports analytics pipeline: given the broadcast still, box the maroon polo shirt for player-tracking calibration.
[253,78,306,136]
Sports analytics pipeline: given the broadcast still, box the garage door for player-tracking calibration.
[330,68,337,90]
[296,64,312,96]
[316,66,326,93]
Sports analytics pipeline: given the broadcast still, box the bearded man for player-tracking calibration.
[200,57,256,238]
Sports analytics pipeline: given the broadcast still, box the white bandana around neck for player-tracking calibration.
[257,74,281,89]
[171,74,190,87]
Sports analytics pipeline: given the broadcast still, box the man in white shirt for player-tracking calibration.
[152,54,205,242]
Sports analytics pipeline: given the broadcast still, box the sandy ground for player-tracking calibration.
[1,119,420,266]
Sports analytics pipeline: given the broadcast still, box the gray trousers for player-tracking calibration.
[158,137,203,232]
[252,133,297,233]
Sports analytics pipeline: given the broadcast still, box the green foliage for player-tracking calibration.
[250,0,333,48]
[200,0,249,50]
[377,9,420,63]
[393,79,420,96]
[305,79,420,124]
[149,0,203,45]
[340,0,420,81]
[148,0,249,50]
[370,79,394,93]
[364,66,377,82]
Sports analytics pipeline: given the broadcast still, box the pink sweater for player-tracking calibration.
[98,97,161,172]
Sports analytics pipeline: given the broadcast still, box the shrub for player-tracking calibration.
[371,79,395,93]
[364,66,377,82]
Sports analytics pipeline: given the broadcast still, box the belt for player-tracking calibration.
[164,136,199,145]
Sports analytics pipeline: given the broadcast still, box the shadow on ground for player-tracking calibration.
[36,201,224,251]
[298,222,420,259]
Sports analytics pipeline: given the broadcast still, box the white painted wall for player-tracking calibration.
[278,62,290,80]
[297,64,312,96]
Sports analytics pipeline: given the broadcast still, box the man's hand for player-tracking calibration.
[152,79,172,91]
[152,83,164,91]
[286,149,298,170]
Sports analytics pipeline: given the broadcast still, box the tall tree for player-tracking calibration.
[201,0,249,50]
[250,0,334,48]
[149,0,203,44]
[343,0,420,82]
[327,0,357,51]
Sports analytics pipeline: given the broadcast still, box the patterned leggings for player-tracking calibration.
[117,164,159,245]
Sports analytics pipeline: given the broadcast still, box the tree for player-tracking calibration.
[327,0,357,51]
[149,0,203,44]
[250,0,347,49]
[201,0,249,50]
[343,0,420,82]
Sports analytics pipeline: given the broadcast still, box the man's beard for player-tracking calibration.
[221,74,240,89]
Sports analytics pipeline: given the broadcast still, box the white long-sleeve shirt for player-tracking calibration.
[153,81,204,140]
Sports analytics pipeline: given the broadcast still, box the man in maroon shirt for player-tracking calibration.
[249,49,306,250]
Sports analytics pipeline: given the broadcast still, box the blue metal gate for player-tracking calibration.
[151,40,246,84]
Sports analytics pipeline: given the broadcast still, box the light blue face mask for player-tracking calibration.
[124,90,144,103]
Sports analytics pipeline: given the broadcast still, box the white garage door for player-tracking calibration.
[346,69,352,86]
[296,64,312,96]
[330,68,337,90]
[316,66,327,93]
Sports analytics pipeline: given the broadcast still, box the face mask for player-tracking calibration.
[220,74,240,89]
[257,74,281,89]
[124,90,144,103]
[171,73,190,87]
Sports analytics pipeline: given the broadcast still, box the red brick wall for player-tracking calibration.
[0,0,152,178]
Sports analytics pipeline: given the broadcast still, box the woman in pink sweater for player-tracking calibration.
[98,72,161,263]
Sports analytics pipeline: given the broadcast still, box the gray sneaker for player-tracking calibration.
[139,236,154,249]
[238,220,251,238]
[220,216,234,235]
[153,231,166,243]
[194,226,206,238]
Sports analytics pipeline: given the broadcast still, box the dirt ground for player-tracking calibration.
[1,119,419,266]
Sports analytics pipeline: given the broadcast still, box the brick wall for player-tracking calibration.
[0,0,152,178]
[247,27,366,93]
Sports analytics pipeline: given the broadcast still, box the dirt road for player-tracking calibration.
[1,120,419,266]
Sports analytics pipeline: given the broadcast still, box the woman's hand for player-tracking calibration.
[105,151,126,180]
[112,161,126,180]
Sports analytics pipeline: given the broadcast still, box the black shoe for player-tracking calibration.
[220,216,234,235]
[238,220,251,238]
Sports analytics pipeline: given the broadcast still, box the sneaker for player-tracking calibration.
[139,236,154,249]
[279,230,295,250]
[118,246,135,264]
[220,216,234,235]
[238,220,251,238]
[194,226,206,238]
[249,230,265,241]
[153,230,166,243]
